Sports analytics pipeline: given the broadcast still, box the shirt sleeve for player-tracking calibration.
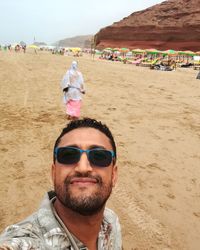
[0,225,46,250]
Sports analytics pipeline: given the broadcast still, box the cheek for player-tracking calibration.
[97,169,113,184]
[54,166,72,184]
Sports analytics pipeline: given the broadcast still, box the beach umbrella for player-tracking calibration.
[103,48,113,53]
[113,48,120,52]
[95,49,102,55]
[119,47,130,53]
[71,47,81,52]
[119,48,130,59]
[161,49,177,57]
[162,49,176,55]
[28,44,39,49]
[195,51,200,55]
[132,48,145,53]
[178,50,195,56]
[145,48,161,54]
[104,47,113,51]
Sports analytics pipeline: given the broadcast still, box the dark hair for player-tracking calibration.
[53,118,117,164]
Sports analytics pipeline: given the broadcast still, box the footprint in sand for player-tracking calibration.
[166,193,176,199]
[12,161,25,180]
[193,212,200,218]
[0,147,8,152]
[146,162,166,172]
[107,107,116,111]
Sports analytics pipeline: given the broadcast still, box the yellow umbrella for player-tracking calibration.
[71,47,81,52]
[132,48,145,53]
[28,44,39,49]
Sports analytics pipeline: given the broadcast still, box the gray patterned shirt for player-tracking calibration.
[0,193,122,250]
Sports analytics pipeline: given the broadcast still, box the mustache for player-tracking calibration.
[64,172,103,185]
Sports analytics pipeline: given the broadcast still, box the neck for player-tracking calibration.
[54,199,105,250]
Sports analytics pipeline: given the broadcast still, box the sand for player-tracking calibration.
[0,50,200,249]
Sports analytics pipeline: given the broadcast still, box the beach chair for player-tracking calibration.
[140,58,160,68]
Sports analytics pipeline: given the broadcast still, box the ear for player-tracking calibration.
[111,165,118,187]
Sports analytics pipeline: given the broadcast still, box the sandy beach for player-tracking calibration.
[0,50,200,249]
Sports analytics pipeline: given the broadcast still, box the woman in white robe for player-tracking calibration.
[61,61,85,120]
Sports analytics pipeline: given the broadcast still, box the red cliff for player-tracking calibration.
[95,0,200,51]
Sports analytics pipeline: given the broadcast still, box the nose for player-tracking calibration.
[74,152,93,173]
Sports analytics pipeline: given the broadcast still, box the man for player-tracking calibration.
[0,118,122,250]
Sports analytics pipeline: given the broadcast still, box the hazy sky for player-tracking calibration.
[0,0,165,45]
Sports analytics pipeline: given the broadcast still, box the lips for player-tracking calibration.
[70,177,98,184]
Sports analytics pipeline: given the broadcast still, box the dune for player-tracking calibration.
[0,49,200,249]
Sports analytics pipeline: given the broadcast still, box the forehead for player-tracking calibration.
[59,127,112,149]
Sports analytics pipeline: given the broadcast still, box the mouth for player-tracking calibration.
[70,177,98,186]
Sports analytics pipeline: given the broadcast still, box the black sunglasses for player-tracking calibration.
[54,146,115,167]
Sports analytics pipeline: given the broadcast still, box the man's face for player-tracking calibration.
[52,127,117,216]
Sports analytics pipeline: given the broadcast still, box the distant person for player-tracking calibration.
[196,71,200,80]
[0,117,122,249]
[14,44,20,52]
[8,45,12,51]
[61,61,86,120]
[22,45,26,53]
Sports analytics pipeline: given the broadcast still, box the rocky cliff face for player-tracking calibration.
[95,0,200,51]
[56,35,93,48]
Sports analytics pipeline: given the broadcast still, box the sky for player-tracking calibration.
[0,0,165,45]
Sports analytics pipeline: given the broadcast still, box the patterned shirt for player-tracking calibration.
[0,192,122,250]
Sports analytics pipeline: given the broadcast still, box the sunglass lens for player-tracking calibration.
[89,150,112,167]
[57,148,80,164]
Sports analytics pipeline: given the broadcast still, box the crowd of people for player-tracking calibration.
[0,44,26,53]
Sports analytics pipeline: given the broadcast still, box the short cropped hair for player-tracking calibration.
[53,118,117,164]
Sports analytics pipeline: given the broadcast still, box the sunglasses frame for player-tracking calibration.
[54,146,115,167]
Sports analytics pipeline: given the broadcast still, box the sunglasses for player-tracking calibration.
[54,146,115,167]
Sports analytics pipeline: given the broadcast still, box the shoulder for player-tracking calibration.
[0,193,71,249]
[103,208,122,249]
[0,212,43,249]
[104,207,119,222]
[104,207,121,233]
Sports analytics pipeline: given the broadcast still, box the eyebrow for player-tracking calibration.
[59,144,107,150]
